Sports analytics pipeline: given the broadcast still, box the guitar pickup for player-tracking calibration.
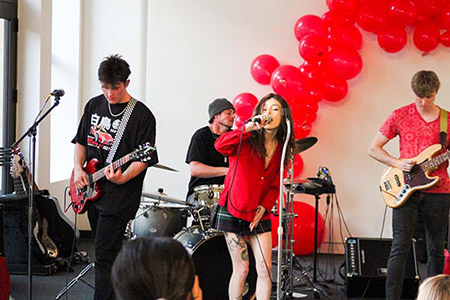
[394,175,401,187]
[384,181,392,191]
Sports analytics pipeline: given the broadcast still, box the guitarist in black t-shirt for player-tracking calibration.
[72,55,158,300]
[185,98,235,203]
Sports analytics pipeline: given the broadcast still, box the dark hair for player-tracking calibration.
[98,54,131,85]
[112,237,195,300]
[248,93,295,166]
[411,70,440,98]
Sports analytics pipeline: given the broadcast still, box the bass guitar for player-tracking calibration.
[69,142,155,214]
[380,144,450,208]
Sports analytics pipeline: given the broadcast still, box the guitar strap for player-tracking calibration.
[105,98,137,165]
[440,108,448,149]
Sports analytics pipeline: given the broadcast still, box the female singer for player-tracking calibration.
[213,93,295,299]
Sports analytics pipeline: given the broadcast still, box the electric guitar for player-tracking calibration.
[380,144,450,208]
[69,143,155,214]
[10,148,59,258]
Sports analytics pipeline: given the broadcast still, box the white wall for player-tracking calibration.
[16,0,450,251]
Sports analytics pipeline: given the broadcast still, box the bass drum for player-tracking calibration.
[174,227,256,300]
[133,202,188,238]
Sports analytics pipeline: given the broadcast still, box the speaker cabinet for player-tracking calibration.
[345,237,420,299]
[0,194,56,275]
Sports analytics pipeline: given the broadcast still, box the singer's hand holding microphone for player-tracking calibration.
[245,114,272,132]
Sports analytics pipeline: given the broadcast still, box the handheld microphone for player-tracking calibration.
[50,89,65,97]
[248,115,272,124]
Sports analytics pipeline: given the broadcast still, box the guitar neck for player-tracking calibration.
[90,153,132,183]
[13,174,29,196]
[421,150,450,171]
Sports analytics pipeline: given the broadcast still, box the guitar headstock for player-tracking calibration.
[10,147,27,178]
[130,142,156,163]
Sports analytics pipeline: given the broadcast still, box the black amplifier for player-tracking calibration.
[345,237,420,299]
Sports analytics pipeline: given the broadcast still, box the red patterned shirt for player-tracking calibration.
[379,103,450,193]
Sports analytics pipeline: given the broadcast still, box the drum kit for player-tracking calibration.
[128,178,257,299]
[127,137,321,300]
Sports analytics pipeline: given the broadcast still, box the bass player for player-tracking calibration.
[71,54,158,300]
[368,70,450,300]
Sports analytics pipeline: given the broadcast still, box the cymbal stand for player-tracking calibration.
[278,179,321,299]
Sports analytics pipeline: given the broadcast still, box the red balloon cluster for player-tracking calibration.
[356,0,450,53]
[270,201,326,256]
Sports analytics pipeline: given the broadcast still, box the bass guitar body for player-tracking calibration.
[380,144,442,208]
[70,158,102,214]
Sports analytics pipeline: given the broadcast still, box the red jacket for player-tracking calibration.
[214,129,281,222]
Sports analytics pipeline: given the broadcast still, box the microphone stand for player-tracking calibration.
[277,118,291,300]
[11,94,62,300]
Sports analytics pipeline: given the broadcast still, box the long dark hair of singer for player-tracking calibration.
[248,93,295,166]
[112,237,195,300]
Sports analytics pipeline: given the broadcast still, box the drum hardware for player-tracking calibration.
[275,123,324,299]
[152,163,179,172]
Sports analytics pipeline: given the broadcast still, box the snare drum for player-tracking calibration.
[174,227,256,300]
[193,184,224,208]
[133,202,188,238]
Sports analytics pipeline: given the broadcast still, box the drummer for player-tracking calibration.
[185,98,235,205]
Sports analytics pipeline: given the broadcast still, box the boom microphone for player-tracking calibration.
[50,89,65,97]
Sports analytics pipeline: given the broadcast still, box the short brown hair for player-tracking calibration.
[411,70,440,98]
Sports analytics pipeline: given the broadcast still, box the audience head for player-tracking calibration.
[112,237,196,300]
[416,274,450,300]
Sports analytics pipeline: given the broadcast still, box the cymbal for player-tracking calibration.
[293,137,317,154]
[152,163,178,172]
[141,192,192,206]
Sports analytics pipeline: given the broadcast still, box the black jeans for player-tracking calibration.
[88,205,128,300]
[386,192,450,300]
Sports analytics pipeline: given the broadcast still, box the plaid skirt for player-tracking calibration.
[212,204,272,236]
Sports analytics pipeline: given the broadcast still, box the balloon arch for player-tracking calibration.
[235,0,450,255]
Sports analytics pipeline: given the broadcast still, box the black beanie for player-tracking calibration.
[208,98,234,122]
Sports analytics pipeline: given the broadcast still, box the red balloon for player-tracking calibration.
[299,61,325,81]
[326,0,360,16]
[250,54,280,85]
[357,3,389,33]
[234,116,245,129]
[440,4,450,30]
[328,25,363,51]
[298,33,329,62]
[321,48,363,80]
[271,65,306,101]
[440,31,450,47]
[388,0,417,26]
[294,15,328,42]
[413,22,440,52]
[294,120,312,139]
[271,201,326,256]
[322,10,356,27]
[413,0,444,23]
[232,93,258,120]
[323,73,348,102]
[378,25,408,53]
